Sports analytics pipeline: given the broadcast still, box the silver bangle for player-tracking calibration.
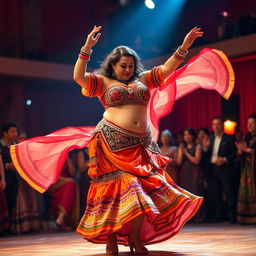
[178,46,188,55]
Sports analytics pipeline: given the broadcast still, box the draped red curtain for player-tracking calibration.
[160,89,222,134]
[232,55,256,133]
[0,0,23,33]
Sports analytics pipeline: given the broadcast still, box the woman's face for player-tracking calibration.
[247,118,256,133]
[161,133,171,146]
[197,130,205,140]
[112,55,135,82]
[184,130,194,143]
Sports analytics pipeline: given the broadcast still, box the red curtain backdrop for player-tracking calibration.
[160,89,221,134]
[232,55,256,133]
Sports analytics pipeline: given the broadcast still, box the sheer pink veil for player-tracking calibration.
[148,48,234,141]
[11,48,234,192]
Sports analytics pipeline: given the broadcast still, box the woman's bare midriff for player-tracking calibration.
[103,104,148,133]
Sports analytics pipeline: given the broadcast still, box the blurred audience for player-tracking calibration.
[159,130,179,184]
[236,115,256,224]
[0,122,19,232]
[202,117,238,223]
[11,132,41,234]
[77,147,91,217]
[174,132,184,147]
[176,128,205,222]
[48,156,79,231]
[0,148,8,233]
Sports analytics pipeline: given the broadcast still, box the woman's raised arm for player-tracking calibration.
[160,27,203,79]
[73,26,102,87]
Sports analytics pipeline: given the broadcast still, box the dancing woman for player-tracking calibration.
[11,26,234,255]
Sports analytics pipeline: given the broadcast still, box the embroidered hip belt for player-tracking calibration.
[92,118,160,153]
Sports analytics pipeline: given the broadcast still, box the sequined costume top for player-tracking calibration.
[100,82,150,108]
[80,66,166,106]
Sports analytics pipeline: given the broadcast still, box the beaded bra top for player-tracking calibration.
[100,82,150,108]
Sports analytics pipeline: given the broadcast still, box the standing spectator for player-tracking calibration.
[202,117,238,223]
[0,122,18,231]
[77,147,91,217]
[196,128,209,145]
[11,132,41,233]
[0,147,8,232]
[197,128,211,221]
[177,128,202,193]
[236,115,256,224]
[176,128,204,222]
[174,132,184,147]
[159,130,179,184]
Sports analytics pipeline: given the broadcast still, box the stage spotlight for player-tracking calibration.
[145,0,155,9]
[26,99,32,106]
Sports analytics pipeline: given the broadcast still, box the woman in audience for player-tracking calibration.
[11,132,41,233]
[48,156,80,231]
[159,129,179,183]
[176,128,205,222]
[236,115,256,224]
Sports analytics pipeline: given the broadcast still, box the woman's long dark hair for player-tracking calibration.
[95,46,145,80]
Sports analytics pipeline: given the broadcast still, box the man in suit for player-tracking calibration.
[202,117,238,223]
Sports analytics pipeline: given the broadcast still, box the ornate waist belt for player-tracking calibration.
[92,118,160,153]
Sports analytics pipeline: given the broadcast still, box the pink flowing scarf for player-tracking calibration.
[11,48,234,193]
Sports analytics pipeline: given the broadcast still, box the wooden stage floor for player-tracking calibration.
[0,223,255,256]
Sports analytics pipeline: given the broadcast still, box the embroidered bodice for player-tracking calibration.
[100,82,150,108]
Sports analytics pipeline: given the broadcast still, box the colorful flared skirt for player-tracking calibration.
[76,119,203,245]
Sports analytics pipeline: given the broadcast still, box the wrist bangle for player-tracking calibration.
[173,53,185,61]
[80,46,93,55]
[173,46,188,62]
[178,46,188,54]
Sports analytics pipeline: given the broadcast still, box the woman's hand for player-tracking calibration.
[180,27,204,51]
[179,142,185,153]
[236,141,252,153]
[84,25,102,50]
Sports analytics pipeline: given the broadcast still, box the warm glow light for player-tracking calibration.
[145,0,155,9]
[224,120,237,135]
